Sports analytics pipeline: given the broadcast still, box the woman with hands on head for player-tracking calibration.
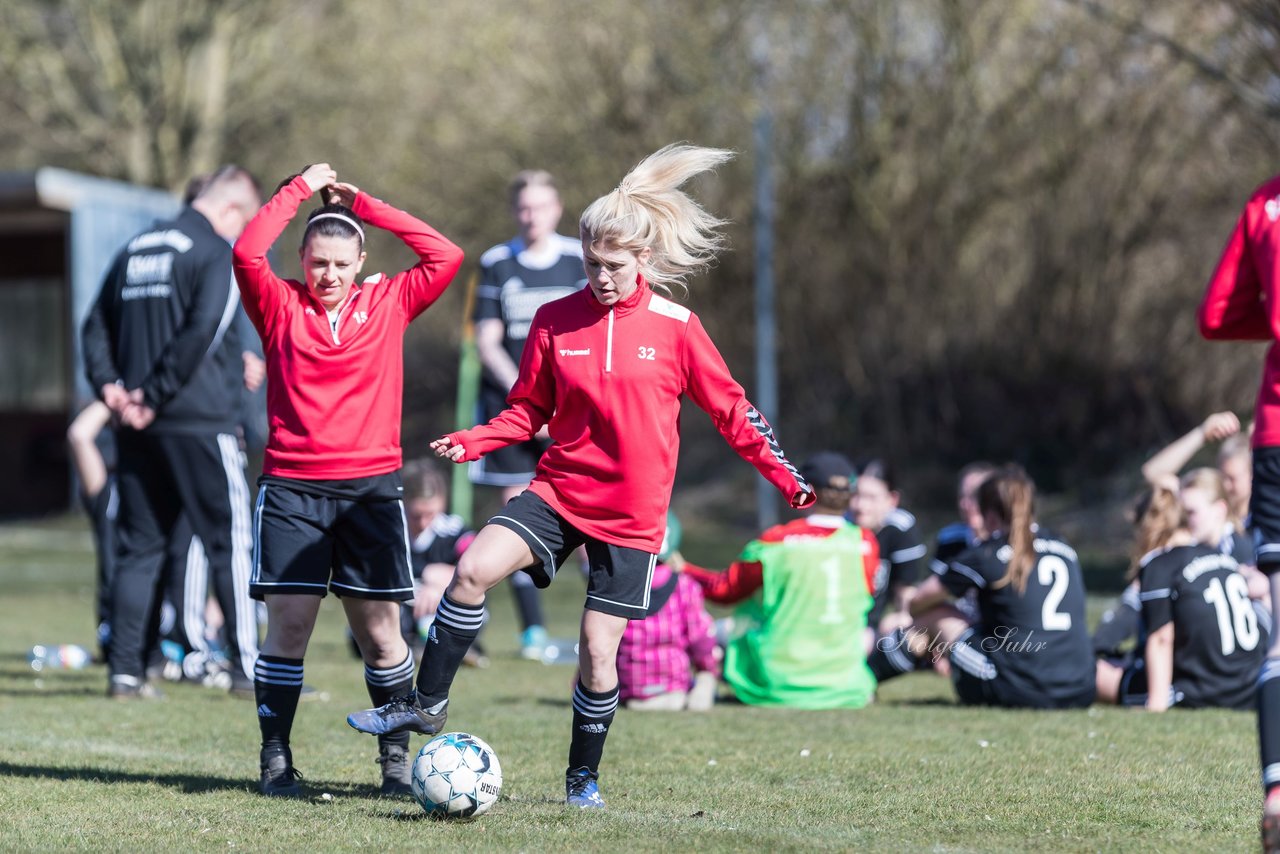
[232,162,463,798]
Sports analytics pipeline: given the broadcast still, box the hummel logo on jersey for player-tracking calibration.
[1268,195,1280,222]
[577,723,607,734]
[305,307,317,315]
[354,311,369,324]
[559,348,591,357]
[257,704,277,718]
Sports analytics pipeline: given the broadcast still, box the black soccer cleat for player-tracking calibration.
[259,749,303,798]
[347,694,447,736]
[376,744,413,796]
[108,676,164,701]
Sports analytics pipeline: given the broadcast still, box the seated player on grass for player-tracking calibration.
[1094,468,1269,661]
[847,457,928,655]
[1095,482,1267,711]
[681,452,880,710]
[616,514,720,711]
[869,464,1095,709]
[403,459,484,666]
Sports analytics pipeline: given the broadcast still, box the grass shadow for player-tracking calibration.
[0,686,103,698]
[882,697,960,707]
[0,761,254,795]
[0,761,390,800]
[533,697,572,709]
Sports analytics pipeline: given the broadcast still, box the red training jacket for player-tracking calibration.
[234,176,463,479]
[683,515,880,604]
[447,280,814,552]
[1199,174,1280,448]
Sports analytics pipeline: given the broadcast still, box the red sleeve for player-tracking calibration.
[447,312,554,459]
[681,313,814,509]
[233,176,310,339]
[862,528,881,594]
[1199,207,1272,341]
[682,559,764,605]
[349,193,463,321]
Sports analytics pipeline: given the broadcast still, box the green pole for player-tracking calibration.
[450,271,480,526]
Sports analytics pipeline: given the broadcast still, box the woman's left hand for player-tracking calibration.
[430,435,467,463]
[325,181,360,208]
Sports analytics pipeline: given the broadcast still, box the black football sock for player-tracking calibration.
[1260,658,1280,794]
[366,651,415,753]
[567,681,619,777]
[255,655,303,755]
[415,594,485,708]
[512,580,545,632]
[867,628,922,683]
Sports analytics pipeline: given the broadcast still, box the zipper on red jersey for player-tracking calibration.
[605,308,614,373]
[324,300,351,345]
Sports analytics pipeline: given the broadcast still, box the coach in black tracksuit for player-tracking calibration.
[82,166,263,698]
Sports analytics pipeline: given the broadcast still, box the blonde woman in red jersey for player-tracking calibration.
[348,144,814,808]
[233,163,463,798]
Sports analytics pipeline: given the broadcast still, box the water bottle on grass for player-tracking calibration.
[540,639,578,665]
[28,644,92,671]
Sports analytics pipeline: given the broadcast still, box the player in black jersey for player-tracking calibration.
[402,460,481,666]
[1096,483,1267,711]
[925,462,996,670]
[929,462,996,573]
[471,170,585,658]
[868,465,1095,708]
[1094,467,1268,660]
[848,459,927,652]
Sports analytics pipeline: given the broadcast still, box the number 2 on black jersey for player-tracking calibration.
[1038,555,1072,631]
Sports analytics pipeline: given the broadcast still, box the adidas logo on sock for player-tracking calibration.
[577,723,607,734]
[257,704,277,718]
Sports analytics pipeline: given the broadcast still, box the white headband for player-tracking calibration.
[308,212,365,243]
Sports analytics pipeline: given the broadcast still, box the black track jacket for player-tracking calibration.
[82,207,243,434]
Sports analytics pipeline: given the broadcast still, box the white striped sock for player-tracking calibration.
[365,652,415,688]
[572,683,619,718]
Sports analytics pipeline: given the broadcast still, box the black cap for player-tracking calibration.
[798,451,855,491]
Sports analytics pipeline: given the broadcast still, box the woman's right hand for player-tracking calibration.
[430,436,467,463]
[301,163,337,194]
[1201,410,1241,443]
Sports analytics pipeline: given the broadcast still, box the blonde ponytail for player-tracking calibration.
[580,144,733,296]
[1127,484,1185,582]
[982,465,1037,594]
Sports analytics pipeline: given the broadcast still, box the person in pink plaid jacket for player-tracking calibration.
[616,518,721,711]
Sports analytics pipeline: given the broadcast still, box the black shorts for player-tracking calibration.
[948,629,1092,709]
[1114,658,1186,709]
[250,475,414,601]
[488,491,656,619]
[1252,446,1280,573]
[468,388,552,486]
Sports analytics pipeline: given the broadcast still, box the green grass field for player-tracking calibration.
[0,516,1263,852]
